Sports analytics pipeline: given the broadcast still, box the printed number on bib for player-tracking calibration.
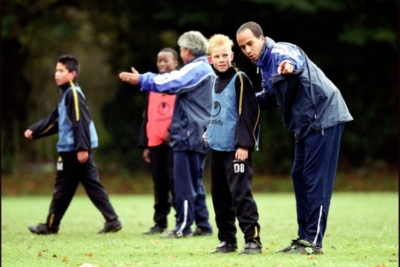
[234,162,245,173]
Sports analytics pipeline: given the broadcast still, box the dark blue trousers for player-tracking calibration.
[173,151,212,236]
[292,123,344,247]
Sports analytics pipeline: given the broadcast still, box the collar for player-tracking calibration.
[186,55,207,65]
[213,64,237,78]
[59,80,78,91]
[254,37,276,68]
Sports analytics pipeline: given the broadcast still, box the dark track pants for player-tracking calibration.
[173,151,212,236]
[46,152,118,231]
[292,123,345,247]
[149,144,175,228]
[210,150,261,245]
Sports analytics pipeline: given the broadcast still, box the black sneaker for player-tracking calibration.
[210,241,237,254]
[28,223,58,235]
[98,219,122,234]
[160,231,192,238]
[240,242,262,255]
[275,238,301,253]
[285,239,323,255]
[192,227,212,236]
[143,225,167,235]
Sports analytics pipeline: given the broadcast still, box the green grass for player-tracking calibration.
[2,193,398,267]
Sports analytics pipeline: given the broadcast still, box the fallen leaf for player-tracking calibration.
[86,253,93,257]
[62,256,68,262]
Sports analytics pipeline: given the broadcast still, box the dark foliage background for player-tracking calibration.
[2,0,398,179]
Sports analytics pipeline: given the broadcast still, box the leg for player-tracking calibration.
[47,152,81,231]
[303,124,344,247]
[149,145,173,229]
[227,152,261,246]
[292,141,307,240]
[193,152,212,233]
[80,154,118,222]
[211,150,237,244]
[172,151,196,236]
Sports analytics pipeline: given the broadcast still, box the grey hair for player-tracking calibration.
[177,31,208,57]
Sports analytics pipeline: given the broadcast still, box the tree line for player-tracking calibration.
[2,0,398,174]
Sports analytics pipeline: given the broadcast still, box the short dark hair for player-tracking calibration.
[57,55,79,74]
[237,21,264,38]
[159,48,179,61]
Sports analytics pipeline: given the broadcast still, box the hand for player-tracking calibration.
[163,132,171,146]
[277,60,294,74]
[119,67,140,84]
[143,148,150,163]
[235,147,248,161]
[202,132,207,143]
[77,151,89,163]
[24,129,33,140]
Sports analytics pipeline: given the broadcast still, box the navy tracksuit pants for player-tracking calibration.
[292,123,344,247]
[173,151,212,236]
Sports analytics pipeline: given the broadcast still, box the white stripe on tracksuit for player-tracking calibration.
[312,205,323,245]
[176,200,188,237]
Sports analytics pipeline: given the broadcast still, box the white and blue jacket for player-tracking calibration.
[138,56,216,153]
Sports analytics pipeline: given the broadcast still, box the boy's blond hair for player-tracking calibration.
[207,34,234,56]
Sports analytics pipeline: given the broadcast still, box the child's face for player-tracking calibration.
[55,63,76,86]
[207,45,233,73]
[157,52,178,74]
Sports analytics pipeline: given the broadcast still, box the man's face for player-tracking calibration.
[180,48,190,64]
[236,29,265,61]
[55,63,75,86]
[207,45,233,73]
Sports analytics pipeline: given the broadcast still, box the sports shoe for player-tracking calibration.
[97,219,122,234]
[192,227,212,236]
[275,238,301,253]
[160,231,192,238]
[285,239,323,255]
[28,223,58,235]
[143,225,167,235]
[210,241,237,254]
[240,242,262,255]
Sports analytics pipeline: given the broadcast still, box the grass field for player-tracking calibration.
[2,193,398,267]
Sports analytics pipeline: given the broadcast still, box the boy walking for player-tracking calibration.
[204,34,262,254]
[139,48,178,235]
[25,55,121,235]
